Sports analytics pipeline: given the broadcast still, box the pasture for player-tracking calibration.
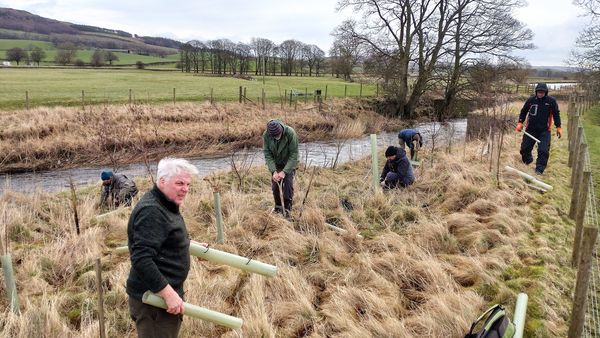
[0,68,377,110]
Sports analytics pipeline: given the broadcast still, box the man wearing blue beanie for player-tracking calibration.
[100,170,138,208]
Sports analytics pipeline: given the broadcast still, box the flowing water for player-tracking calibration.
[0,119,467,194]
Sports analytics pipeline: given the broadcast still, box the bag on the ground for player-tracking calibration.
[464,304,515,338]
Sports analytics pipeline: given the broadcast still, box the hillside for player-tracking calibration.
[0,128,576,337]
[0,7,180,55]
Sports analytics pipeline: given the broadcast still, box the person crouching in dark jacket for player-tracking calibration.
[380,146,415,189]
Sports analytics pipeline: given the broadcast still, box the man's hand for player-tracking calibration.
[380,181,386,188]
[556,127,562,139]
[158,284,184,315]
[272,171,285,182]
[515,122,523,132]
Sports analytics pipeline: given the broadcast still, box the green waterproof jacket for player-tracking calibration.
[263,121,299,174]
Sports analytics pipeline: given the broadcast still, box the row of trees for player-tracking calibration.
[331,0,534,118]
[4,45,120,66]
[179,38,326,77]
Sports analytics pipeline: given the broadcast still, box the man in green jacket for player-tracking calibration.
[263,119,299,217]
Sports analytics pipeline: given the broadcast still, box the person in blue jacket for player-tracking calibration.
[398,128,423,160]
[515,83,562,175]
[380,146,415,189]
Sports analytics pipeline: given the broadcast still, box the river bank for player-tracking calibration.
[0,99,404,174]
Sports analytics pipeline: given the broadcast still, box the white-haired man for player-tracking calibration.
[126,157,199,338]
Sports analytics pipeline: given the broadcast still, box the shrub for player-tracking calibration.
[136,61,145,69]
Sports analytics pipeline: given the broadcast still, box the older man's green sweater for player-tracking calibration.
[126,185,191,301]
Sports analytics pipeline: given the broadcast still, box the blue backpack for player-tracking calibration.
[464,304,515,338]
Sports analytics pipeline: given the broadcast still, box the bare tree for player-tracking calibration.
[279,39,301,76]
[250,37,275,75]
[330,21,362,81]
[55,43,77,65]
[29,47,46,66]
[105,51,119,65]
[6,47,27,65]
[90,50,105,67]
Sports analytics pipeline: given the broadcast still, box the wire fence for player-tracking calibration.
[566,94,600,338]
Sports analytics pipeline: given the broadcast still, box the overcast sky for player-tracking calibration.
[0,0,591,67]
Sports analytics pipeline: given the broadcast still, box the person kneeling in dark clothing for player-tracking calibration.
[380,146,415,189]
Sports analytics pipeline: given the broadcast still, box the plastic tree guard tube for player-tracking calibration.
[142,291,243,329]
[504,166,553,191]
[114,242,277,277]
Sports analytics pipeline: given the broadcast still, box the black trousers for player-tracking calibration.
[520,130,551,173]
[129,297,182,338]
[271,170,294,212]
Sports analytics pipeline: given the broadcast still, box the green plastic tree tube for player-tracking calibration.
[142,291,242,330]
[370,134,378,190]
[114,242,277,277]
[1,254,20,314]
[188,242,277,277]
[504,166,553,191]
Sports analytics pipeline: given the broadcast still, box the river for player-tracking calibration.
[0,119,467,194]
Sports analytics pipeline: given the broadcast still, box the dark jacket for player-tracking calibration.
[398,129,423,149]
[380,147,415,187]
[518,85,561,133]
[100,173,138,207]
[126,185,191,301]
[263,121,299,174]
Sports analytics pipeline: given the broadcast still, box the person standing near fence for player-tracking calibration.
[263,119,299,217]
[126,158,200,338]
[515,83,562,175]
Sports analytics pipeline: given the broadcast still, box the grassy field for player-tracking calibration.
[580,104,600,201]
[0,128,577,337]
[0,68,376,110]
[0,39,179,66]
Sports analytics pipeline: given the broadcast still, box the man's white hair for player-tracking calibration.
[157,158,199,182]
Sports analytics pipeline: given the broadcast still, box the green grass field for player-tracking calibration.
[0,39,179,65]
[0,68,376,109]
[581,105,600,202]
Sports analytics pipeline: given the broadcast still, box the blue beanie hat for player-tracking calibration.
[101,170,113,181]
[267,120,283,137]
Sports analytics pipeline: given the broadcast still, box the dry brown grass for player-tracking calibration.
[0,99,401,173]
[0,126,577,337]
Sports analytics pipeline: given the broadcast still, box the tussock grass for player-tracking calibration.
[0,99,400,173]
[0,122,577,337]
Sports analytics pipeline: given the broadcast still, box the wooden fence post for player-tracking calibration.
[569,144,587,219]
[360,82,363,97]
[570,134,584,189]
[25,91,29,110]
[262,88,265,110]
[96,258,106,338]
[129,89,132,105]
[344,84,347,97]
[82,90,85,109]
[239,86,242,103]
[210,88,214,104]
[568,226,599,338]
[568,115,580,168]
[571,170,591,267]
[173,88,176,105]
[214,192,224,244]
[324,85,328,100]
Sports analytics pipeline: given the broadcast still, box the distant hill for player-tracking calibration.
[0,7,181,55]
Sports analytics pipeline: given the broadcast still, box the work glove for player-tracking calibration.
[515,122,523,132]
[556,127,562,139]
